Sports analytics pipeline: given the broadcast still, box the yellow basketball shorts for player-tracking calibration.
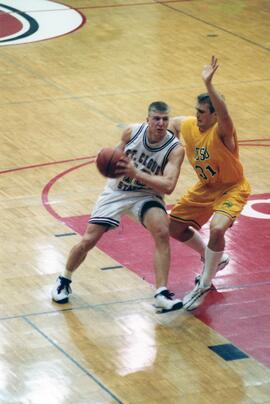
[170,178,251,229]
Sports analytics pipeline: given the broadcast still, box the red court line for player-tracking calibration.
[0,155,96,175]
[41,159,95,221]
[39,156,270,369]
[239,138,270,143]
[240,144,270,147]
[0,137,268,176]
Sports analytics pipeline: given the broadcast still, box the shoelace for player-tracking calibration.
[162,290,175,300]
[57,277,71,293]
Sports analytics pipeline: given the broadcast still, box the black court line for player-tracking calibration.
[55,232,77,237]
[76,0,270,52]
[0,296,153,321]
[3,0,268,53]
[73,0,270,53]
[1,1,192,14]
[159,1,270,52]
[23,316,124,404]
[101,265,124,270]
[1,276,270,322]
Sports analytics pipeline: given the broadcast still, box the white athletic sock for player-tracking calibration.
[63,269,73,280]
[201,246,223,287]
[155,286,167,295]
[184,230,206,258]
[201,252,227,263]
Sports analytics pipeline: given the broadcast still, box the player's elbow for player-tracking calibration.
[163,182,175,195]
[164,189,173,195]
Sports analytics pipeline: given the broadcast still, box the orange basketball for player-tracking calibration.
[96,147,124,178]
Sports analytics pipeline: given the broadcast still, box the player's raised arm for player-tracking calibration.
[202,56,236,152]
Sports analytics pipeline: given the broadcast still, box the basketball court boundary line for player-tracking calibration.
[0,296,154,322]
[159,1,270,52]
[0,155,96,175]
[0,135,268,176]
[23,316,123,404]
[1,277,270,322]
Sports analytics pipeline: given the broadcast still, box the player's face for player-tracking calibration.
[196,103,216,132]
[147,111,169,143]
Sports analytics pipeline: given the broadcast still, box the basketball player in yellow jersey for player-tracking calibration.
[169,56,251,310]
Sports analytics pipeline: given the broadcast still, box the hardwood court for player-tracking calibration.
[0,0,270,403]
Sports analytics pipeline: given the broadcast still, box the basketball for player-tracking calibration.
[96,147,124,178]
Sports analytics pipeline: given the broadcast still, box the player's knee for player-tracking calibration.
[152,223,170,243]
[209,224,226,242]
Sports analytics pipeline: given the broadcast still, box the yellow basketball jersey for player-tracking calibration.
[181,117,244,185]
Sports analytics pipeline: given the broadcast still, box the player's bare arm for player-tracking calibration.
[116,144,185,195]
[203,56,236,152]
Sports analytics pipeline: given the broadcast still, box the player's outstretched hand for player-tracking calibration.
[202,55,219,85]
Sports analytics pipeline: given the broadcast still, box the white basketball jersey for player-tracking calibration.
[106,123,180,197]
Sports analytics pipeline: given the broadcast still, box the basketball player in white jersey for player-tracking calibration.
[52,101,185,312]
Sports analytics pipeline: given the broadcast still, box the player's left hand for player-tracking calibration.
[202,55,219,84]
[115,156,137,178]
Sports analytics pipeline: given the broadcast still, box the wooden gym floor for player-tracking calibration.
[0,0,270,403]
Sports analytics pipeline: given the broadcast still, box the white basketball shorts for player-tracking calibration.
[89,188,166,229]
